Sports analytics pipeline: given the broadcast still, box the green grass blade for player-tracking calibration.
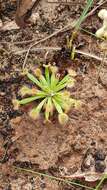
[75,0,93,31]
[52,98,63,114]
[80,27,97,38]
[95,174,107,190]
[15,166,95,190]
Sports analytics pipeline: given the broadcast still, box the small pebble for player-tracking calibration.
[94,150,106,161]
[95,160,106,173]
[30,13,40,24]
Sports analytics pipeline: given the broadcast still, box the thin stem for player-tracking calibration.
[95,174,107,190]
[15,166,95,190]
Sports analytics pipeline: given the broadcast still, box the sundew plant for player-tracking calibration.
[13,66,80,125]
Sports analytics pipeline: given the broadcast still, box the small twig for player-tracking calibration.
[22,0,107,70]
[1,39,35,45]
[87,0,107,17]
[75,49,107,64]
[1,0,106,47]
[0,47,9,54]
[13,47,61,55]
[13,46,107,64]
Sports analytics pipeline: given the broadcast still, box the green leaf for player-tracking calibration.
[27,72,50,93]
[54,94,67,109]
[39,75,52,94]
[54,82,69,92]
[36,91,47,97]
[52,98,63,114]
[54,75,70,92]
[27,72,43,89]
[50,73,59,90]
[40,75,49,87]
[54,94,64,107]
[57,75,70,86]
[31,97,47,114]
[54,94,72,112]
[45,67,50,84]
[45,97,53,121]
[18,94,46,105]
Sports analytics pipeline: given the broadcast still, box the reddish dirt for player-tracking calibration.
[1,0,107,189]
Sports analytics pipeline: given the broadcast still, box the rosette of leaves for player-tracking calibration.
[13,66,80,125]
